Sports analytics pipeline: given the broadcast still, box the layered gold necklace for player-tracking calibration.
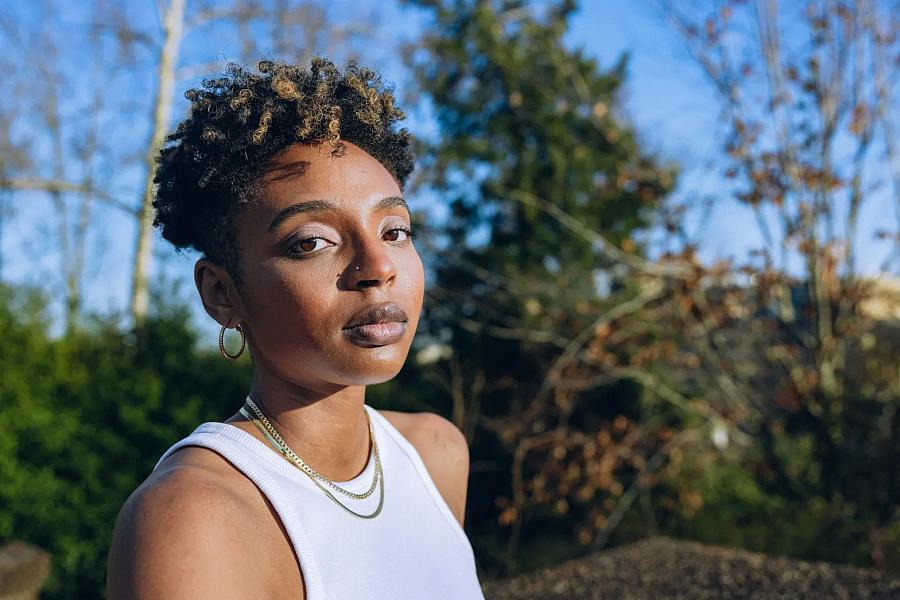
[239,395,384,519]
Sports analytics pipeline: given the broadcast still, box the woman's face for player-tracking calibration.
[229,140,425,389]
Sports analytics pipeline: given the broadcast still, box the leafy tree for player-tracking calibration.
[405,0,676,575]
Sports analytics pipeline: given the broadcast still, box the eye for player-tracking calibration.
[287,236,332,257]
[385,227,415,242]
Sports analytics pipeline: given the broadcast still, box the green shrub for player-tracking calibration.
[0,283,251,598]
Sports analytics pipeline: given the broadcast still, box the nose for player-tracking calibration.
[345,232,398,290]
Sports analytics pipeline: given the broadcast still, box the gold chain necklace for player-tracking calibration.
[240,396,384,519]
[240,396,381,499]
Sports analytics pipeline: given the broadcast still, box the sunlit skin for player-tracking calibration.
[196,139,426,480]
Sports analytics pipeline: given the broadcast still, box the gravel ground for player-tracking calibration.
[481,536,900,600]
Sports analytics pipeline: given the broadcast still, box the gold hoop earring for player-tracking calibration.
[219,323,246,360]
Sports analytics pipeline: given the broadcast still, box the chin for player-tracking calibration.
[340,364,406,387]
[345,343,411,383]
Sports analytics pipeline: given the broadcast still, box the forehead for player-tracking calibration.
[244,141,403,227]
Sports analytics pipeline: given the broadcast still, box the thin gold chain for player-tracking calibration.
[239,398,384,520]
[241,395,381,500]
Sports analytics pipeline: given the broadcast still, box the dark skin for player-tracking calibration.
[107,141,471,599]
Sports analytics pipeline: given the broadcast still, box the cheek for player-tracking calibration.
[407,252,426,307]
[246,263,337,346]
[394,251,426,336]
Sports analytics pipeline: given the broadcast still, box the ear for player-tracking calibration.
[194,258,245,327]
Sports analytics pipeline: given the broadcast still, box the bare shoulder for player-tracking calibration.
[107,448,303,599]
[377,409,471,527]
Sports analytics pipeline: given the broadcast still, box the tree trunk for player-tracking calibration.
[130,0,186,325]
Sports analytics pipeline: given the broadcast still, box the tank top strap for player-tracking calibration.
[364,407,475,554]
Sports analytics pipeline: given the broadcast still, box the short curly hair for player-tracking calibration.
[152,57,414,289]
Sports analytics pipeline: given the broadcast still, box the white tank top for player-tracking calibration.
[153,403,486,600]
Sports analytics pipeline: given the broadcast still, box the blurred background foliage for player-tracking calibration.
[0,0,898,598]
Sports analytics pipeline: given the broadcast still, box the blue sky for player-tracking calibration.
[1,0,895,342]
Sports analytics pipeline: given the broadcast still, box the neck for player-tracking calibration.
[227,370,372,482]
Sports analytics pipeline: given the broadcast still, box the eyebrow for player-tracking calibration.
[267,196,409,233]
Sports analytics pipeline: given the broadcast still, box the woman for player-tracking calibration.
[107,58,485,599]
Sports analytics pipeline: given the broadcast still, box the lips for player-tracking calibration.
[343,302,408,329]
[343,322,407,345]
[342,302,408,346]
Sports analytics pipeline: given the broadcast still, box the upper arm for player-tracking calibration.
[411,412,471,528]
[107,469,263,599]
